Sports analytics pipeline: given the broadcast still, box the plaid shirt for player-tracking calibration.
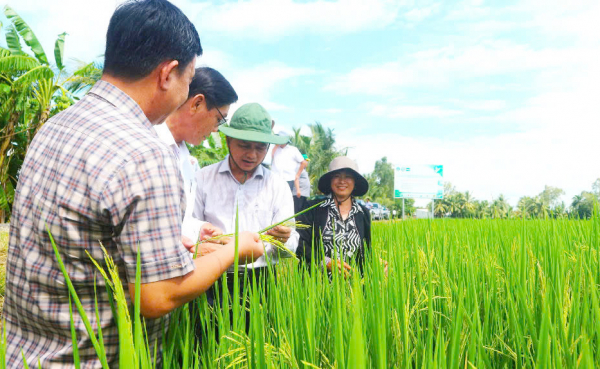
[3,81,195,368]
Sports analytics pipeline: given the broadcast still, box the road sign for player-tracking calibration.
[394,165,444,199]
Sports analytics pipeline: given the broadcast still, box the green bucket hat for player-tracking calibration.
[219,103,289,145]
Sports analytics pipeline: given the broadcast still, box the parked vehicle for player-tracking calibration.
[381,206,391,220]
[369,203,383,220]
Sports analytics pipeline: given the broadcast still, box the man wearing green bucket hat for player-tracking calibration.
[193,103,298,309]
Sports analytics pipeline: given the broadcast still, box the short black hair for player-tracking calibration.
[104,0,202,80]
[189,67,238,109]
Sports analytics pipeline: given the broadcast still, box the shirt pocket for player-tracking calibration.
[253,204,274,226]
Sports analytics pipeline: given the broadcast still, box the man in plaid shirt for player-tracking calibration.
[3,1,263,367]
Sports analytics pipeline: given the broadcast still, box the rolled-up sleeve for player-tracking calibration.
[101,150,195,283]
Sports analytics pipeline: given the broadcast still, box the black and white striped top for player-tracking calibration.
[321,196,364,263]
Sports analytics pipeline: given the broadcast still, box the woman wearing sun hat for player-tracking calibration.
[295,156,372,275]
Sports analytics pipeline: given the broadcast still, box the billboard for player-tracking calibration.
[394,165,444,199]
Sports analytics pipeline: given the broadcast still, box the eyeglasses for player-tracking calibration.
[215,106,228,126]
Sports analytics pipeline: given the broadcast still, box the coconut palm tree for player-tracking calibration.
[290,126,311,155]
[490,195,510,219]
[463,191,476,217]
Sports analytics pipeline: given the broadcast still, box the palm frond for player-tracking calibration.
[64,60,102,94]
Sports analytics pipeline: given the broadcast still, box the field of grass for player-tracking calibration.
[3,218,600,367]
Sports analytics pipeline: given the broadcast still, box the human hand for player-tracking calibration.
[200,223,223,241]
[380,258,389,277]
[265,225,291,244]
[181,235,196,253]
[196,242,224,257]
[295,179,301,198]
[229,231,264,264]
[326,259,352,278]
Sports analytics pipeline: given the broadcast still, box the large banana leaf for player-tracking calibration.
[0,55,41,73]
[4,25,24,56]
[54,32,67,71]
[4,5,48,65]
[13,65,54,87]
[0,184,8,213]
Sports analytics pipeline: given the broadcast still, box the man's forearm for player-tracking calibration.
[295,160,308,179]
[131,243,237,319]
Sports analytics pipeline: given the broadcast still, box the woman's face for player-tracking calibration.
[331,170,355,198]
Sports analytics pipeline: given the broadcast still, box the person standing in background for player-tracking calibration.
[271,131,309,212]
[155,67,237,243]
[297,154,312,207]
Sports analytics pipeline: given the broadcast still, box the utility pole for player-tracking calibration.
[431,199,435,219]
[402,198,405,220]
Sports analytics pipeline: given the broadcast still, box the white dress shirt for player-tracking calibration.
[154,123,205,240]
[193,156,299,270]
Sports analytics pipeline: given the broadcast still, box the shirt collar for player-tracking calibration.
[218,155,265,181]
[323,195,363,218]
[154,123,177,147]
[87,80,154,131]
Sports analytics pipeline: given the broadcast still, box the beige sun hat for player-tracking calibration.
[318,156,369,197]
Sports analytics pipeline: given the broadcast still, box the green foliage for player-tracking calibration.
[189,131,229,167]
[571,191,596,219]
[4,5,48,64]
[0,7,100,221]
[5,218,600,367]
[54,32,67,71]
[290,122,346,193]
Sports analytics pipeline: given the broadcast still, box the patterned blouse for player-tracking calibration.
[321,196,364,263]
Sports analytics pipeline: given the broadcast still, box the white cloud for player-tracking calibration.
[404,3,441,22]
[325,41,580,95]
[340,118,600,207]
[2,0,114,64]
[370,104,462,119]
[311,108,343,114]
[204,59,317,116]
[338,45,600,206]
[181,0,403,41]
[452,99,507,111]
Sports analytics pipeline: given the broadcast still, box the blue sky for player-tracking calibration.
[2,0,600,206]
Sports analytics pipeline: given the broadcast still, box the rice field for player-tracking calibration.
[3,217,600,368]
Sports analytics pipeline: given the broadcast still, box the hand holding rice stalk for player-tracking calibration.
[194,201,324,259]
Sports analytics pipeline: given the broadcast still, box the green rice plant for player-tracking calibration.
[195,201,324,259]
[6,213,600,368]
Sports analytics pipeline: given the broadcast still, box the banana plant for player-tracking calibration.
[0,6,101,221]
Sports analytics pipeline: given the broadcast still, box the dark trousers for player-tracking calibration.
[202,267,275,333]
[287,180,307,213]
